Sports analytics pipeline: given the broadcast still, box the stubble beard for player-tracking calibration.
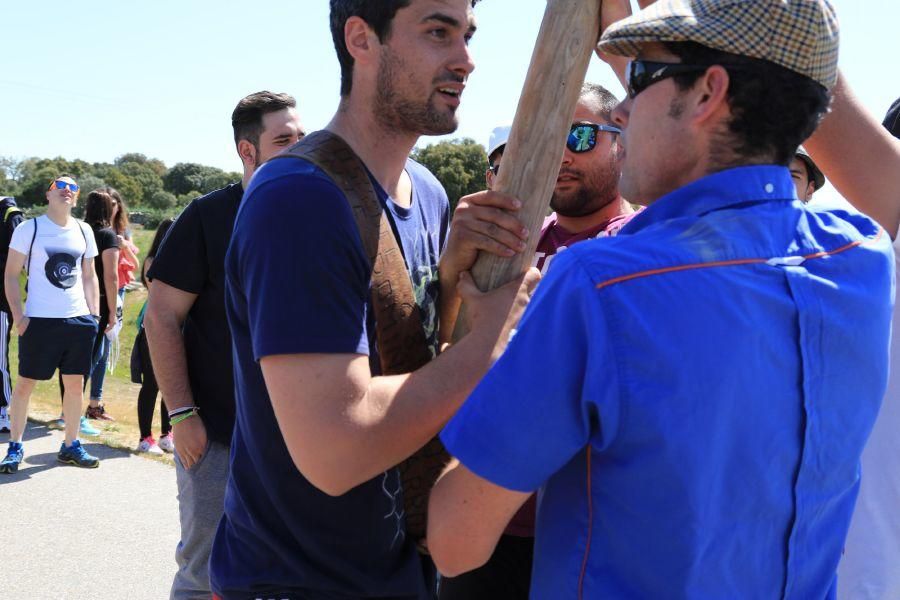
[550,154,621,218]
[374,46,459,137]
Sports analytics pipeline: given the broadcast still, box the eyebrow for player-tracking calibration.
[422,12,477,35]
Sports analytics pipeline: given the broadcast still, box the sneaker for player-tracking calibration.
[79,416,100,436]
[48,417,65,431]
[85,404,115,421]
[157,434,175,453]
[137,436,163,455]
[57,440,99,468]
[0,442,23,474]
[0,407,9,433]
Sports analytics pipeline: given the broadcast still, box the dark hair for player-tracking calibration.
[142,218,175,287]
[231,91,297,147]
[99,186,130,235]
[84,190,115,229]
[665,42,830,168]
[330,0,481,97]
[580,83,619,123]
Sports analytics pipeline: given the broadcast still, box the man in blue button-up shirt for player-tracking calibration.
[428,1,895,598]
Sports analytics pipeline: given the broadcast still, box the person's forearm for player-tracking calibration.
[438,274,462,345]
[285,327,501,496]
[805,72,900,237]
[144,306,194,410]
[83,274,100,316]
[103,271,118,315]
[4,274,24,322]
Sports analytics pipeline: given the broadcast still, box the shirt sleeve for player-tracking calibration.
[228,166,372,361]
[8,219,35,255]
[98,228,119,254]
[148,201,205,293]
[440,250,620,493]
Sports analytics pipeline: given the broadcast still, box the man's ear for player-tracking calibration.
[806,181,816,202]
[345,16,379,66]
[690,65,731,125]
[237,139,257,168]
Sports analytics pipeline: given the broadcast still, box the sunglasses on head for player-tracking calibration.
[51,180,79,193]
[567,122,621,154]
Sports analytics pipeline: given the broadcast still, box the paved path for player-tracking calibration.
[1,421,180,599]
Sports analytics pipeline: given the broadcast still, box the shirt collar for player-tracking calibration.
[622,166,796,235]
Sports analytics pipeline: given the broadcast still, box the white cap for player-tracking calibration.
[487,125,512,160]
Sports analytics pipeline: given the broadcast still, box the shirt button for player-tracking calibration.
[765,183,775,193]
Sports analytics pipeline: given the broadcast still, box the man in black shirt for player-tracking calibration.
[145,91,305,600]
[0,197,23,433]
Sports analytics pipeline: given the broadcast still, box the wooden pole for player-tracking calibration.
[453,0,602,338]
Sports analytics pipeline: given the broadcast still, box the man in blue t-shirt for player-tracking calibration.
[428,2,895,599]
[210,1,537,599]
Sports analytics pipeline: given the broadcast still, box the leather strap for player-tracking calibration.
[274,130,448,538]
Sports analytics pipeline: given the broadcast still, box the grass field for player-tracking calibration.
[13,226,174,463]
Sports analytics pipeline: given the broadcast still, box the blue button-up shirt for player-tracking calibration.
[441,166,894,599]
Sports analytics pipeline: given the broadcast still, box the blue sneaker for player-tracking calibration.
[57,440,99,468]
[0,442,24,474]
[79,416,100,436]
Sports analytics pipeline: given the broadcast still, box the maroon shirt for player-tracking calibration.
[503,208,639,537]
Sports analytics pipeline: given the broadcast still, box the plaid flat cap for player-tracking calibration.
[598,0,840,89]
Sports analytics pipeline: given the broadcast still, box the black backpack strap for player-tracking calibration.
[77,220,89,262]
[25,217,37,277]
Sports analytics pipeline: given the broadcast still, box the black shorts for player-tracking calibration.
[18,315,99,380]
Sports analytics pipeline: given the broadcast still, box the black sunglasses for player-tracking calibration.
[626,60,713,99]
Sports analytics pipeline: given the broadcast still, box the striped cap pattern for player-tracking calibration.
[598,0,840,89]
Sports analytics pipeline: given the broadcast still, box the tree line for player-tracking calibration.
[0,137,489,219]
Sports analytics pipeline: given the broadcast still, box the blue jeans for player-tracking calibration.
[88,334,108,399]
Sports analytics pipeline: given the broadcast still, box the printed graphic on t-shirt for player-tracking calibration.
[43,248,79,289]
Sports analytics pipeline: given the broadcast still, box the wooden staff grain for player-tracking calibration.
[453,0,602,338]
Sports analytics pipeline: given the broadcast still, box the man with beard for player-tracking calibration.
[438,83,633,600]
[208,1,536,599]
[144,90,304,600]
[428,0,894,597]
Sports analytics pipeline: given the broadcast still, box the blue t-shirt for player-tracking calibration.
[441,166,895,599]
[210,156,449,599]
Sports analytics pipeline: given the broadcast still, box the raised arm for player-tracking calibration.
[804,72,900,237]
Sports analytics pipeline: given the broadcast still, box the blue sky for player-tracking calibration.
[1,1,894,205]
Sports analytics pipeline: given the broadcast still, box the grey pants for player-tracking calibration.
[171,440,229,600]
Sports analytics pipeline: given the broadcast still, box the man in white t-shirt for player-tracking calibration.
[0,175,104,473]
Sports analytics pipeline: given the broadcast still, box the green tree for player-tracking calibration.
[104,168,143,207]
[164,163,213,195]
[411,138,487,212]
[147,190,177,210]
[120,162,164,204]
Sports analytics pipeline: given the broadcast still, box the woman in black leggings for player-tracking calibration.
[134,219,174,454]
